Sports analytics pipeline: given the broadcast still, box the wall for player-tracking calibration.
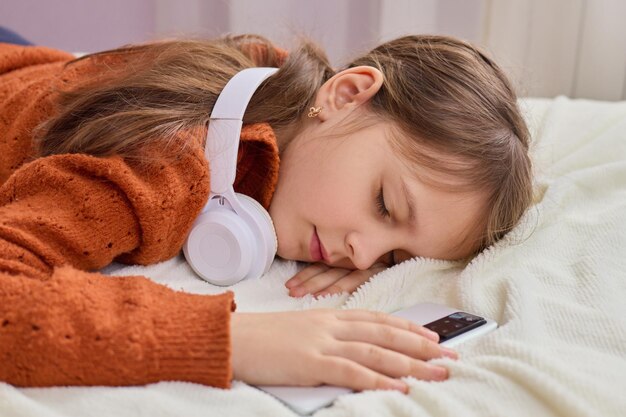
[0,0,156,52]
[482,0,626,101]
[1,0,624,100]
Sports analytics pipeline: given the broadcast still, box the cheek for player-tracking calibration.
[275,157,334,216]
[268,158,326,257]
[310,188,369,238]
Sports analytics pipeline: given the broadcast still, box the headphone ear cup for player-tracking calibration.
[235,193,278,277]
[183,207,255,286]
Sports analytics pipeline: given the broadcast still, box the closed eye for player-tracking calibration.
[376,187,390,218]
[376,186,396,265]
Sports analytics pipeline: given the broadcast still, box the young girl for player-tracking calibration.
[0,30,532,395]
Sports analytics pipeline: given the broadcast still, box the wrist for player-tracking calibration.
[230,312,242,381]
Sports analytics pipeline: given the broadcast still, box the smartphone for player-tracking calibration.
[255,303,498,415]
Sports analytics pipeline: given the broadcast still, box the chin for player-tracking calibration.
[276,246,312,263]
[275,245,297,262]
[274,230,308,263]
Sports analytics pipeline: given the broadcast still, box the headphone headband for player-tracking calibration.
[206,67,278,194]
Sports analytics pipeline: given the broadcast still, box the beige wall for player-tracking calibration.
[156,0,626,101]
[481,0,626,101]
[2,0,624,100]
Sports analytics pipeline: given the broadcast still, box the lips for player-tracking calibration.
[319,232,329,262]
[309,227,326,262]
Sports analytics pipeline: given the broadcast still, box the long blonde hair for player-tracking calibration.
[35,33,533,260]
[34,34,331,160]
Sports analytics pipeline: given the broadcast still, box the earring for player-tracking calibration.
[307,106,323,118]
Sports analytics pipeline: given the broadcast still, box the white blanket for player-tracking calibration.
[2,96,626,417]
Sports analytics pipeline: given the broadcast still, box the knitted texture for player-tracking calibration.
[0,42,284,387]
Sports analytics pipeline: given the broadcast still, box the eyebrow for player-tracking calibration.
[400,179,417,229]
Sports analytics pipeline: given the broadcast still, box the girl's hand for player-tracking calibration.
[285,262,389,298]
[230,309,458,392]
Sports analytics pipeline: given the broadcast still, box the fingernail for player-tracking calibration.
[285,281,295,288]
[429,366,448,381]
[440,347,458,360]
[390,380,408,393]
[425,329,440,341]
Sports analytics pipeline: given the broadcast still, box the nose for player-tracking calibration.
[345,230,391,270]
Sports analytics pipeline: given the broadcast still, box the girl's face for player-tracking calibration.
[267,65,487,269]
[268,118,486,269]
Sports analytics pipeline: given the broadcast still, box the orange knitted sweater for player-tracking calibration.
[0,42,285,388]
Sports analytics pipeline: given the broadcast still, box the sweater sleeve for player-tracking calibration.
[0,138,238,388]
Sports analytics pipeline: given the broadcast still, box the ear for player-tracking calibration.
[314,66,383,122]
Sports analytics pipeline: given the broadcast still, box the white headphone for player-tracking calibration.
[183,67,279,286]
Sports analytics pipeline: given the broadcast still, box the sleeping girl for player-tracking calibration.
[0,30,532,394]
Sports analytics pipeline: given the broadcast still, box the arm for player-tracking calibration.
[0,141,238,388]
[0,43,73,75]
[0,267,235,387]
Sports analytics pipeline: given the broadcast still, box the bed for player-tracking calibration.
[1,96,625,416]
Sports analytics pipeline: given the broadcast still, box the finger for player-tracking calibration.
[370,262,390,271]
[291,268,352,297]
[330,341,448,381]
[335,309,442,344]
[285,263,329,288]
[332,321,449,362]
[317,355,409,394]
[314,269,381,297]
